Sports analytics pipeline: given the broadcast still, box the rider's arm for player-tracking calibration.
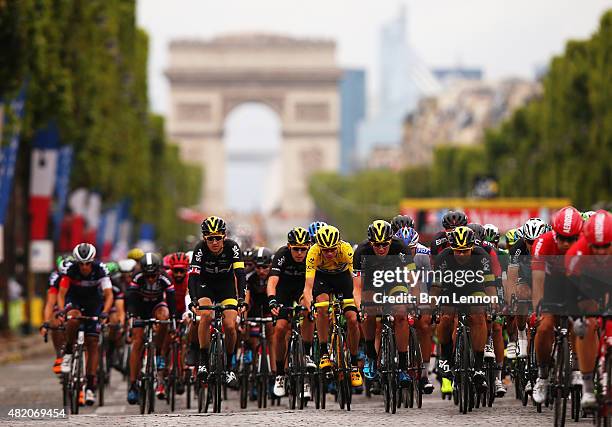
[43,290,57,322]
[57,276,70,311]
[234,267,247,300]
[115,299,126,325]
[531,237,546,310]
[267,275,279,297]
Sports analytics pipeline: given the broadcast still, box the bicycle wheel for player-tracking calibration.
[486,359,496,407]
[571,382,581,422]
[604,349,612,426]
[71,351,82,414]
[62,373,70,409]
[457,333,469,414]
[147,351,156,414]
[186,370,192,409]
[553,337,569,427]
[408,326,423,409]
[98,340,106,407]
[239,368,249,409]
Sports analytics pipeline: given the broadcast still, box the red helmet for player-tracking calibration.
[583,210,612,245]
[552,206,583,237]
[168,252,189,269]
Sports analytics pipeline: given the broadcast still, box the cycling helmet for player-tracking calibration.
[442,211,468,230]
[105,261,119,275]
[287,227,310,245]
[367,220,393,243]
[185,251,193,263]
[552,206,583,237]
[448,226,475,250]
[162,254,172,270]
[395,227,419,248]
[583,210,612,246]
[140,252,162,274]
[308,221,327,242]
[483,224,500,244]
[467,223,485,243]
[391,215,414,233]
[254,247,273,266]
[504,228,520,247]
[127,247,144,261]
[168,252,190,269]
[243,248,255,262]
[316,225,340,249]
[521,218,548,241]
[201,215,227,235]
[57,255,74,275]
[581,211,596,221]
[118,258,137,273]
[73,243,96,263]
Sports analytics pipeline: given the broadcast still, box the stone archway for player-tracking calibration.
[166,34,342,216]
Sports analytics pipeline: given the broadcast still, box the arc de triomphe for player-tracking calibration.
[166,34,341,216]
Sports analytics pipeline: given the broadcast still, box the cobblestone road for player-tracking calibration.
[0,353,590,426]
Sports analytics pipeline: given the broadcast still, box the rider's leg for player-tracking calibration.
[196,297,214,367]
[273,318,290,375]
[129,328,144,385]
[535,314,556,378]
[222,309,238,367]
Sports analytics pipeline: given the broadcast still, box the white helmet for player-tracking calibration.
[522,218,548,241]
[118,258,137,273]
[483,224,500,243]
[73,243,96,263]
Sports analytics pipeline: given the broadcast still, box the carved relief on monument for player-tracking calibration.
[176,103,212,122]
[300,147,324,178]
[295,102,330,122]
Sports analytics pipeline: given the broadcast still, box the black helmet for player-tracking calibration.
[467,223,485,243]
[254,247,273,266]
[201,215,227,235]
[140,252,161,274]
[391,215,414,233]
[243,248,255,262]
[442,210,468,229]
[287,227,310,245]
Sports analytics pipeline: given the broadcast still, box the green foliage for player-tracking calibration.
[0,0,201,247]
[309,170,402,242]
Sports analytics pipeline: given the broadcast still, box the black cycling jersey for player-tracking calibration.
[247,273,269,317]
[111,274,125,301]
[188,238,247,300]
[509,238,532,285]
[269,246,306,283]
[127,271,176,317]
[433,246,495,298]
[60,261,111,303]
[430,231,450,258]
[353,238,412,273]
[48,270,62,295]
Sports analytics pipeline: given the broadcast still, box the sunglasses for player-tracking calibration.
[173,268,187,274]
[321,248,338,254]
[290,246,309,253]
[144,272,159,278]
[372,241,391,248]
[525,239,535,245]
[78,261,93,266]
[205,235,224,242]
[591,243,611,250]
[255,265,270,269]
[452,248,473,253]
[557,235,578,243]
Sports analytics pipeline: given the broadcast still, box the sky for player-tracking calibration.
[137,0,611,114]
[136,0,611,212]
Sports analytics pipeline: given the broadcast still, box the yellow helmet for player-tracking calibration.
[127,247,145,261]
[316,225,340,249]
[201,215,227,235]
[288,227,310,245]
[448,226,475,250]
[367,220,393,243]
[505,228,520,247]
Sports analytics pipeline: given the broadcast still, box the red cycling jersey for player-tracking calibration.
[532,231,567,274]
[168,270,189,313]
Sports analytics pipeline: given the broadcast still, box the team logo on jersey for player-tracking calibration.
[481,257,490,271]
[195,249,202,262]
[233,245,240,259]
[277,256,285,266]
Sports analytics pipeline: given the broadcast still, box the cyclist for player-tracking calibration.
[40,255,73,375]
[431,211,468,258]
[126,252,177,403]
[127,248,145,273]
[355,220,420,392]
[503,228,522,253]
[565,210,612,409]
[531,206,584,404]
[57,243,114,406]
[268,227,315,397]
[302,225,363,387]
[505,218,548,362]
[390,214,414,233]
[468,223,506,397]
[431,226,497,395]
[395,226,435,393]
[187,216,246,388]
[308,221,327,244]
[243,248,256,277]
[105,261,126,372]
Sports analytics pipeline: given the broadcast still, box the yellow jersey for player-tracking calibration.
[305,241,354,278]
